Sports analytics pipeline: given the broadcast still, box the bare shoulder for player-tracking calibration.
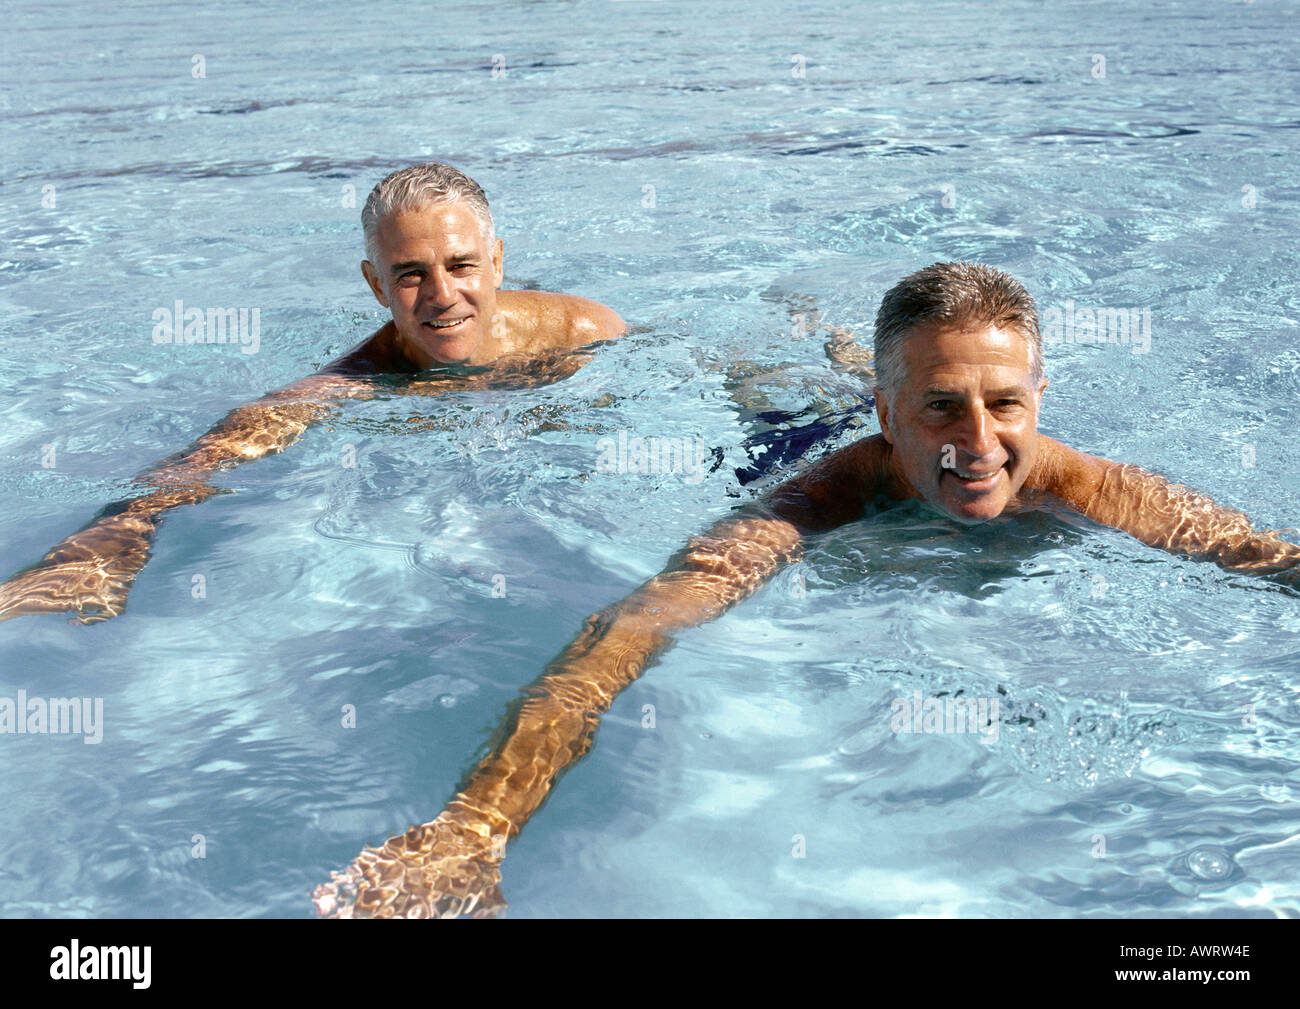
[1024,435,1113,512]
[499,290,626,353]
[561,293,627,345]
[770,434,891,532]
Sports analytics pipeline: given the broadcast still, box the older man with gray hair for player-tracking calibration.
[314,259,1300,919]
[339,162,624,374]
[0,162,625,624]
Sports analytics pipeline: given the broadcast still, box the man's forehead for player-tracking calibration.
[374,202,485,257]
[900,322,1034,379]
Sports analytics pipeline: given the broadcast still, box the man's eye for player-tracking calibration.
[928,400,953,411]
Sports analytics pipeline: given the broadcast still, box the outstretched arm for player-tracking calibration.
[313,505,806,918]
[1034,436,1300,579]
[0,332,620,625]
[312,438,883,918]
[0,370,376,624]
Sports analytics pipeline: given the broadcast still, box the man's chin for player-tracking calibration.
[932,494,1007,525]
[420,338,480,367]
[426,350,473,366]
[394,321,483,367]
[949,510,997,526]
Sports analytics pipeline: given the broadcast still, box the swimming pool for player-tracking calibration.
[2,0,1298,917]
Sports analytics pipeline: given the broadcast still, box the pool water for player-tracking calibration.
[2,0,1298,917]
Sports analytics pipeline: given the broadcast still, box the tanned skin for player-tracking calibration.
[313,318,1299,919]
[0,199,624,624]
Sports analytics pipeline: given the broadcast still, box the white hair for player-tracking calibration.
[361,162,495,264]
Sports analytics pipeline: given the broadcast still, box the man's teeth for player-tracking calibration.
[426,318,467,329]
[952,468,1000,479]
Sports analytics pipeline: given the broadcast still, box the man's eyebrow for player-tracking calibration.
[387,253,479,273]
[921,386,1029,398]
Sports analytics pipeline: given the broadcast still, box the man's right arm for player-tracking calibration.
[0,370,376,624]
[313,437,883,918]
[314,504,806,917]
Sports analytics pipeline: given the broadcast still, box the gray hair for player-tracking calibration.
[872,261,1043,402]
[361,162,495,265]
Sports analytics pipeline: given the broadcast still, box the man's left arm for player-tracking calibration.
[1032,436,1300,579]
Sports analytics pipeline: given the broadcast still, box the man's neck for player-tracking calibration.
[878,438,921,502]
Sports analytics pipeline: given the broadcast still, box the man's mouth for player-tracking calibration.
[424,317,471,332]
[944,464,1005,490]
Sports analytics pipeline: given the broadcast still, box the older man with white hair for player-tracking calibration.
[339,162,624,374]
[0,162,625,624]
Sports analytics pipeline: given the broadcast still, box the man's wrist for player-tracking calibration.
[444,797,513,843]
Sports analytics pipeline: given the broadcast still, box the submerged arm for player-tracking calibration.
[1037,436,1300,579]
[0,371,375,624]
[313,439,883,919]
[0,339,619,625]
[458,511,805,830]
[313,506,805,918]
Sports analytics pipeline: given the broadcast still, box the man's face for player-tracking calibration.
[875,320,1048,524]
[361,200,504,368]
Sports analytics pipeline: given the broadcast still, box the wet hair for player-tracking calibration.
[872,261,1043,401]
[361,162,495,264]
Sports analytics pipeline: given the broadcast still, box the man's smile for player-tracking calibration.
[424,316,471,331]
[943,462,1007,491]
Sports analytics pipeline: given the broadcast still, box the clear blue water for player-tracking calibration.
[2,0,1299,917]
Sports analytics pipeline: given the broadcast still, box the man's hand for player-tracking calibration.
[1227,532,1300,588]
[313,808,507,919]
[0,506,163,624]
[0,377,360,626]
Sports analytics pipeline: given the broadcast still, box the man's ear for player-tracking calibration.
[873,386,895,444]
[361,261,389,307]
[491,238,504,289]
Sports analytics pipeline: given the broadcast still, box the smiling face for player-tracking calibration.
[361,200,504,368]
[874,320,1048,524]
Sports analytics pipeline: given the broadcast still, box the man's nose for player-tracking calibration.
[957,404,1000,459]
[423,268,456,308]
